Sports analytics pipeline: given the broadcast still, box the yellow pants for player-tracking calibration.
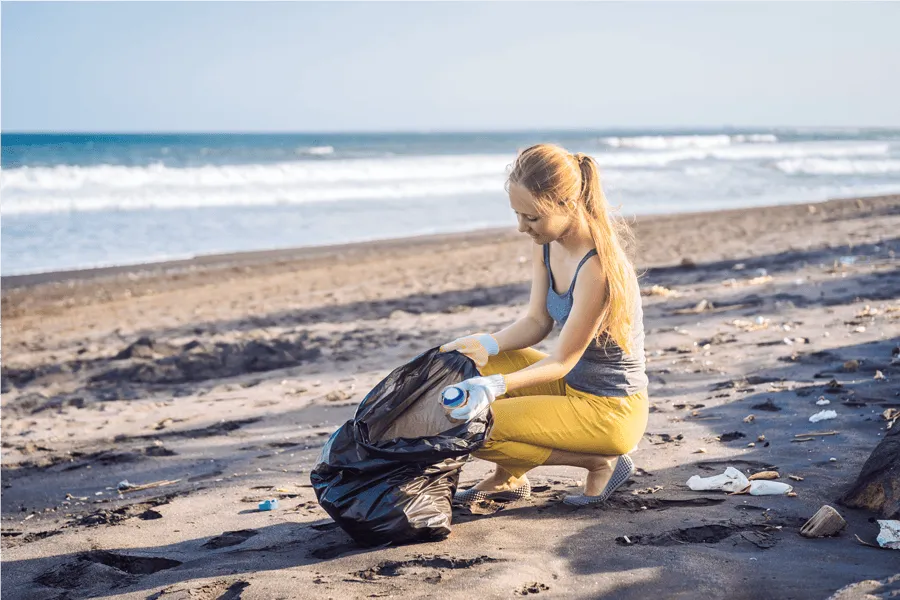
[473,348,649,478]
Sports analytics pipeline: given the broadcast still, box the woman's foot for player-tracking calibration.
[453,472,531,505]
[563,455,635,506]
[473,470,529,492]
[583,456,616,496]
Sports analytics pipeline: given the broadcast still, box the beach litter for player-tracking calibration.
[258,499,279,511]
[876,521,900,550]
[117,479,181,493]
[734,481,794,496]
[688,468,793,496]
[816,397,831,406]
[809,410,837,423]
[730,317,769,332]
[800,505,847,538]
[672,299,717,314]
[748,471,779,481]
[722,274,772,287]
[641,285,679,297]
[883,409,899,429]
[686,467,749,492]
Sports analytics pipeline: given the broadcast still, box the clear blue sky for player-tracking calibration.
[3,1,899,133]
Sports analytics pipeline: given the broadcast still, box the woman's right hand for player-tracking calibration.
[439,333,499,368]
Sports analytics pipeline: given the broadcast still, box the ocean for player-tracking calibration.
[3,128,900,276]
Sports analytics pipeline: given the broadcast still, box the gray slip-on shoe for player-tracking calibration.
[453,479,532,506]
[562,454,635,507]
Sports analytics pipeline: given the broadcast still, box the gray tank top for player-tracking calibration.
[544,244,648,397]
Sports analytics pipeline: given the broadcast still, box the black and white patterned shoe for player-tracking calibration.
[562,454,635,507]
[453,479,532,506]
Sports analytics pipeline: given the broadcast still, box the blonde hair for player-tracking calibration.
[507,143,638,354]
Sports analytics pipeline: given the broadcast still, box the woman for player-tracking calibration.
[440,143,648,506]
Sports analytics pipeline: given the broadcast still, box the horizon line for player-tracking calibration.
[4,125,899,136]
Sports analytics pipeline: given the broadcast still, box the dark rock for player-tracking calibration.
[839,423,900,518]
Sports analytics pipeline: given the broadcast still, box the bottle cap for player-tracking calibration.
[441,386,466,408]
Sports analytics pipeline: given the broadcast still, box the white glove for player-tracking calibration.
[439,333,500,368]
[441,374,507,422]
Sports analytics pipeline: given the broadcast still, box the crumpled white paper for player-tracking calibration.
[876,520,900,550]
[809,410,837,423]
[687,467,750,492]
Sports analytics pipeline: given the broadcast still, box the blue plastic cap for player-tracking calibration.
[441,386,465,408]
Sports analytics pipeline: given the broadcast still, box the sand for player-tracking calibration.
[2,195,899,599]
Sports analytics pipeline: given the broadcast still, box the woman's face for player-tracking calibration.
[508,182,573,245]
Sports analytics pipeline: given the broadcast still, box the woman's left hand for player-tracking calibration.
[439,333,499,367]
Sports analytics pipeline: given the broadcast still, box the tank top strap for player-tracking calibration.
[572,248,599,284]
[542,244,555,287]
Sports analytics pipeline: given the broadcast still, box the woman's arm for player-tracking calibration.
[502,254,607,394]
[491,243,554,352]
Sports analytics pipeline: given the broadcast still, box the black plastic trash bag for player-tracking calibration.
[310,347,492,547]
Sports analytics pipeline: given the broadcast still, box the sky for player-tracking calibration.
[2,2,899,133]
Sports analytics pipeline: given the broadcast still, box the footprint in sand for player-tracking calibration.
[202,529,259,549]
[34,551,182,591]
